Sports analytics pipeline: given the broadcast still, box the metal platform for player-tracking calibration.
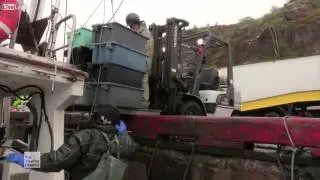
[126,114,320,166]
[0,47,87,180]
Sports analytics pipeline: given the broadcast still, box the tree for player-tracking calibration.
[270,6,279,13]
[239,16,255,23]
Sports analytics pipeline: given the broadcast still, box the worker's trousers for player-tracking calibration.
[142,58,152,108]
[142,73,149,107]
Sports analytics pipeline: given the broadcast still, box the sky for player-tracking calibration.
[40,0,289,27]
[20,0,289,61]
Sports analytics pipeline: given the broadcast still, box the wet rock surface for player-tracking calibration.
[123,147,289,180]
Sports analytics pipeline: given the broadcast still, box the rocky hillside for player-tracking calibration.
[184,0,320,68]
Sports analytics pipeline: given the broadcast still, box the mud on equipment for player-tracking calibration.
[0,0,21,43]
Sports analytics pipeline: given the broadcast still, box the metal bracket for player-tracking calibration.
[32,69,56,77]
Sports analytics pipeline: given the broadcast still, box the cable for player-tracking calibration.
[183,143,195,180]
[63,0,68,63]
[103,0,106,24]
[103,0,125,23]
[276,146,287,180]
[88,65,102,121]
[26,102,38,151]
[87,0,125,120]
[283,116,297,180]
[33,0,42,22]
[110,0,115,22]
[82,0,105,27]
[41,19,51,57]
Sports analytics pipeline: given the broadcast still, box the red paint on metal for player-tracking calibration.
[127,115,320,148]
[311,148,320,158]
[0,0,21,42]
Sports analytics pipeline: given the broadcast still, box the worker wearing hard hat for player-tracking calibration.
[126,13,154,108]
[5,105,138,180]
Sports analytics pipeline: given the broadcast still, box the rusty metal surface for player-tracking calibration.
[128,147,286,180]
[127,115,320,149]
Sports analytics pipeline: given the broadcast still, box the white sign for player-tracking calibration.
[24,152,40,168]
[0,4,19,11]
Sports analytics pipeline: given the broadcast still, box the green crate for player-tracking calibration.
[67,27,93,48]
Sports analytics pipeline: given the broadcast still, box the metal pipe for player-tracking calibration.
[227,42,234,105]
[46,0,62,58]
[53,44,68,52]
[28,0,46,22]
[49,14,76,63]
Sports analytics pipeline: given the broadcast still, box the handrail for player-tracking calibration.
[47,14,77,63]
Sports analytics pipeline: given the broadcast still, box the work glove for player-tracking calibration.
[116,120,127,135]
[5,152,24,167]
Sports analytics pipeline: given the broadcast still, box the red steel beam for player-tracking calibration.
[126,115,320,148]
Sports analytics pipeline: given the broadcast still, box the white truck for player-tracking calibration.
[208,55,320,117]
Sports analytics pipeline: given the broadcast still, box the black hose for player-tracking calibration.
[35,110,43,151]
[26,101,38,151]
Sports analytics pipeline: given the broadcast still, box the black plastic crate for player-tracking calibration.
[88,63,144,88]
[68,46,92,65]
[74,82,144,109]
[92,22,148,52]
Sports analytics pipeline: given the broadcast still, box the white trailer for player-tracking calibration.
[218,55,320,116]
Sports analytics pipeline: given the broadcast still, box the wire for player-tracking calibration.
[62,0,68,63]
[282,116,297,180]
[103,0,125,23]
[33,0,42,22]
[110,0,115,22]
[183,143,195,180]
[82,0,105,27]
[276,146,287,180]
[87,0,125,120]
[103,0,106,24]
[42,18,51,56]
[88,65,102,121]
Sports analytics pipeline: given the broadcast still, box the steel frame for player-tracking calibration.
[127,114,320,157]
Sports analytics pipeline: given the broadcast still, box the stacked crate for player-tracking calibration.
[77,22,149,109]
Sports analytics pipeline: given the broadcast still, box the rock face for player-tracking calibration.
[284,0,314,21]
[183,0,320,68]
[123,147,315,180]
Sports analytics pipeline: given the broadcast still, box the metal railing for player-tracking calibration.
[47,14,77,63]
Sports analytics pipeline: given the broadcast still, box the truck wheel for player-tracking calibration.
[179,101,205,116]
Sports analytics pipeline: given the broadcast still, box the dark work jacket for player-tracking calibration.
[36,126,138,180]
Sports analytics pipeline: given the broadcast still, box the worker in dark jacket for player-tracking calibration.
[5,105,138,180]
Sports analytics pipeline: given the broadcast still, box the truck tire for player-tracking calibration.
[179,101,205,115]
